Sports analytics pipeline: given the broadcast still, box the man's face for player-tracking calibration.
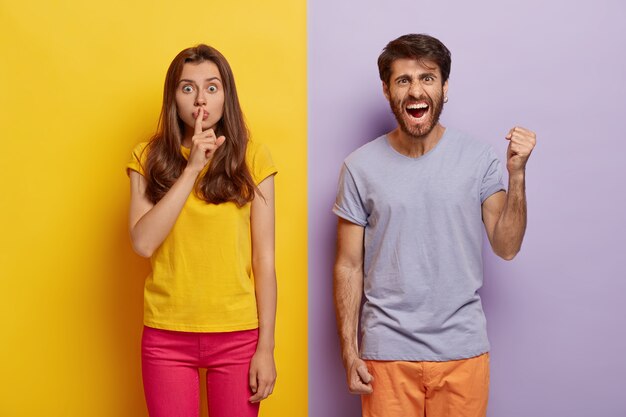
[383,58,448,138]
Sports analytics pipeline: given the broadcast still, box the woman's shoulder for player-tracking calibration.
[245,140,274,165]
[131,141,151,157]
[126,141,152,176]
[245,140,277,184]
[246,139,271,156]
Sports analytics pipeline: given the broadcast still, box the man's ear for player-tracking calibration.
[443,79,449,99]
[382,81,390,100]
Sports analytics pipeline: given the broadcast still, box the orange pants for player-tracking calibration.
[362,353,490,417]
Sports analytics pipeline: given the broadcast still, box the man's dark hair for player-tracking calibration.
[378,34,451,85]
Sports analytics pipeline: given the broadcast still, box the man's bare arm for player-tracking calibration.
[483,126,536,260]
[333,217,373,394]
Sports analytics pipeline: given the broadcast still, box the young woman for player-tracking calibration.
[126,44,277,417]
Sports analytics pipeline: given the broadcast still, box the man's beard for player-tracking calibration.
[390,90,444,139]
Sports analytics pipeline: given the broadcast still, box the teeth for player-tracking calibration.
[406,103,428,109]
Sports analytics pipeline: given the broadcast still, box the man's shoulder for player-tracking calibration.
[344,134,387,167]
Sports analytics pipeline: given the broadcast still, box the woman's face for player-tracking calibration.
[175,61,225,134]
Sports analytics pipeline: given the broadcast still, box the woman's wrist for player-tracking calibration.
[256,333,275,352]
[182,164,203,177]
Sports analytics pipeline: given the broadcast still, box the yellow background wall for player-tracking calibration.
[0,1,307,416]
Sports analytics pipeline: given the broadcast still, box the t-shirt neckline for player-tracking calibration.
[383,127,449,162]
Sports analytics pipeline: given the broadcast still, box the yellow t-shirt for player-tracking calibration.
[127,140,277,332]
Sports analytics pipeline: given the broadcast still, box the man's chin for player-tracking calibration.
[392,107,441,139]
[401,121,435,139]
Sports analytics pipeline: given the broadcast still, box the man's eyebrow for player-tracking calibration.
[393,73,411,82]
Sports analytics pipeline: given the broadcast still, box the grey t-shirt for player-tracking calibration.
[333,127,505,361]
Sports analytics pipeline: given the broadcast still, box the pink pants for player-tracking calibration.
[141,326,259,417]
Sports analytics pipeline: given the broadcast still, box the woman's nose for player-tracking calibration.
[195,91,206,106]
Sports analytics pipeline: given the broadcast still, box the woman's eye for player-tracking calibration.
[208,85,218,93]
[182,85,193,93]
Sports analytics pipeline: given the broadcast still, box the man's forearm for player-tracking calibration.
[493,172,527,259]
[333,264,363,365]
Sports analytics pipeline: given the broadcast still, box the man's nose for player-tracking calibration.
[409,80,424,96]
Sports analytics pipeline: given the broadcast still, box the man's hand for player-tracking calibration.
[344,356,374,394]
[505,126,536,174]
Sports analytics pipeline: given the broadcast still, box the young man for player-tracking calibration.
[333,34,536,417]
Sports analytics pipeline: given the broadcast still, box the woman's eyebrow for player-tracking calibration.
[177,77,221,84]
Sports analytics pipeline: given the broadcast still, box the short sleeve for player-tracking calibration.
[332,163,368,227]
[480,147,505,203]
[248,141,277,185]
[126,142,149,177]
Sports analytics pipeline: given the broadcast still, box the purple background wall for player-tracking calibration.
[308,1,626,416]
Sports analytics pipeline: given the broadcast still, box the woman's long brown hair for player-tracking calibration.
[144,44,257,206]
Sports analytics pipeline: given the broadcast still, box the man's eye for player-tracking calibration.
[208,85,218,93]
[399,79,409,84]
[182,85,193,93]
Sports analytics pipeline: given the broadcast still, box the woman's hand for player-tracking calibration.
[248,347,277,403]
[186,108,225,173]
[248,175,278,403]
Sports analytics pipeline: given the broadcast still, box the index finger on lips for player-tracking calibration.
[194,108,204,135]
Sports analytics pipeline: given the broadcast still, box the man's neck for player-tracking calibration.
[387,124,446,158]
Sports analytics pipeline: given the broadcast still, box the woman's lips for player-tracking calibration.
[193,110,209,120]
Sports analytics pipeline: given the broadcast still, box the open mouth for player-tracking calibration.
[406,102,429,119]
